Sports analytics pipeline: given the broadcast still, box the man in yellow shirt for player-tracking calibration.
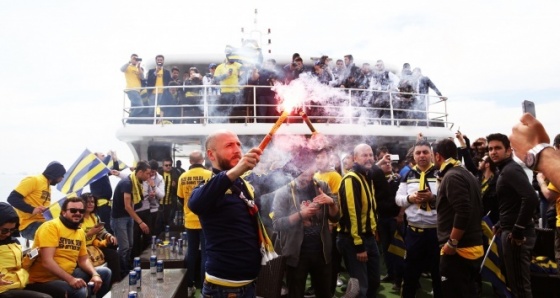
[7,161,66,241]
[26,197,111,298]
[213,58,243,122]
[120,53,145,119]
[177,150,212,296]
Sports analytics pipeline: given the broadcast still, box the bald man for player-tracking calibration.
[188,130,263,298]
[337,143,380,297]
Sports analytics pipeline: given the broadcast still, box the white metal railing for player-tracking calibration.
[121,85,450,127]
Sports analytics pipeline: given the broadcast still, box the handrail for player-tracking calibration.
[121,85,451,128]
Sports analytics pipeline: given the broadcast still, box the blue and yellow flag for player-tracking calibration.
[387,229,406,258]
[42,191,81,220]
[102,154,128,171]
[56,149,110,195]
[480,216,513,298]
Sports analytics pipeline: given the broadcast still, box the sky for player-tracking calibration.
[1,0,559,179]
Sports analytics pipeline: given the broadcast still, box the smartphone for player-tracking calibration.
[418,189,428,193]
[26,248,39,259]
[390,154,400,162]
[522,100,536,118]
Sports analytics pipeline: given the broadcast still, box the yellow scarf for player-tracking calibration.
[413,163,435,211]
[163,172,172,205]
[130,173,143,205]
[238,179,278,265]
[438,158,461,173]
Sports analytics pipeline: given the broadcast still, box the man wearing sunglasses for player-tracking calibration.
[158,157,180,229]
[26,197,112,298]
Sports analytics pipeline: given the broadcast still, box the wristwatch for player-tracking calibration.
[524,143,553,171]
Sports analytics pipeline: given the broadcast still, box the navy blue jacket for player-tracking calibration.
[189,170,261,281]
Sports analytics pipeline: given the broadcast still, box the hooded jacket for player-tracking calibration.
[42,161,67,182]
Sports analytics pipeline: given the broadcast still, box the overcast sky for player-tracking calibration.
[1,0,559,177]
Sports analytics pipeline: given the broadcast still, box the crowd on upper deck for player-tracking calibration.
[121,52,447,124]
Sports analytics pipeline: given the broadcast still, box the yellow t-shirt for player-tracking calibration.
[124,64,142,89]
[548,183,560,227]
[177,167,213,229]
[0,243,29,292]
[214,62,242,93]
[314,170,343,196]
[155,68,164,94]
[28,218,88,283]
[13,174,51,230]
[82,214,99,246]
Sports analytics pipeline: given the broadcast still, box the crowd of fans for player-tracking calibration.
[121,53,447,124]
[3,111,560,297]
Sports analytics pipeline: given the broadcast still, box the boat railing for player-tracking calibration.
[121,85,451,128]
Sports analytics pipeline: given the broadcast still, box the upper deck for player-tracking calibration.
[117,84,454,160]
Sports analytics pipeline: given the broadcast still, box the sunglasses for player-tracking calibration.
[0,228,18,235]
[163,164,172,167]
[67,208,86,214]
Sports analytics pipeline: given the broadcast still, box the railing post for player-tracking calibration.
[389,90,395,126]
[253,85,257,123]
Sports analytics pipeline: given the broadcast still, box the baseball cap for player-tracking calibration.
[209,63,217,69]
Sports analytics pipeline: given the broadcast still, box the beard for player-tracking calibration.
[215,154,240,171]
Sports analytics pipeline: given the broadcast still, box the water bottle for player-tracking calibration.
[128,270,137,292]
[88,281,96,298]
[151,235,157,251]
[150,255,157,274]
[156,260,164,280]
[134,266,142,289]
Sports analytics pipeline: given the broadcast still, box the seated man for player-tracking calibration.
[25,197,111,298]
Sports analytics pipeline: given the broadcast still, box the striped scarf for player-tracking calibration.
[234,179,278,265]
[162,172,171,205]
[130,173,143,205]
[481,175,493,196]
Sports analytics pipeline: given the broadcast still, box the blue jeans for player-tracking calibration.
[377,216,398,278]
[20,221,44,241]
[184,228,206,288]
[337,234,380,298]
[202,281,256,298]
[148,93,161,118]
[402,226,441,298]
[112,216,133,276]
[26,267,111,298]
[126,90,144,117]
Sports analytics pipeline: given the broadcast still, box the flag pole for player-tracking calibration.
[479,234,497,273]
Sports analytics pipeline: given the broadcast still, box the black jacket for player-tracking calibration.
[146,68,172,95]
[436,166,483,247]
[370,166,399,218]
[495,157,538,232]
